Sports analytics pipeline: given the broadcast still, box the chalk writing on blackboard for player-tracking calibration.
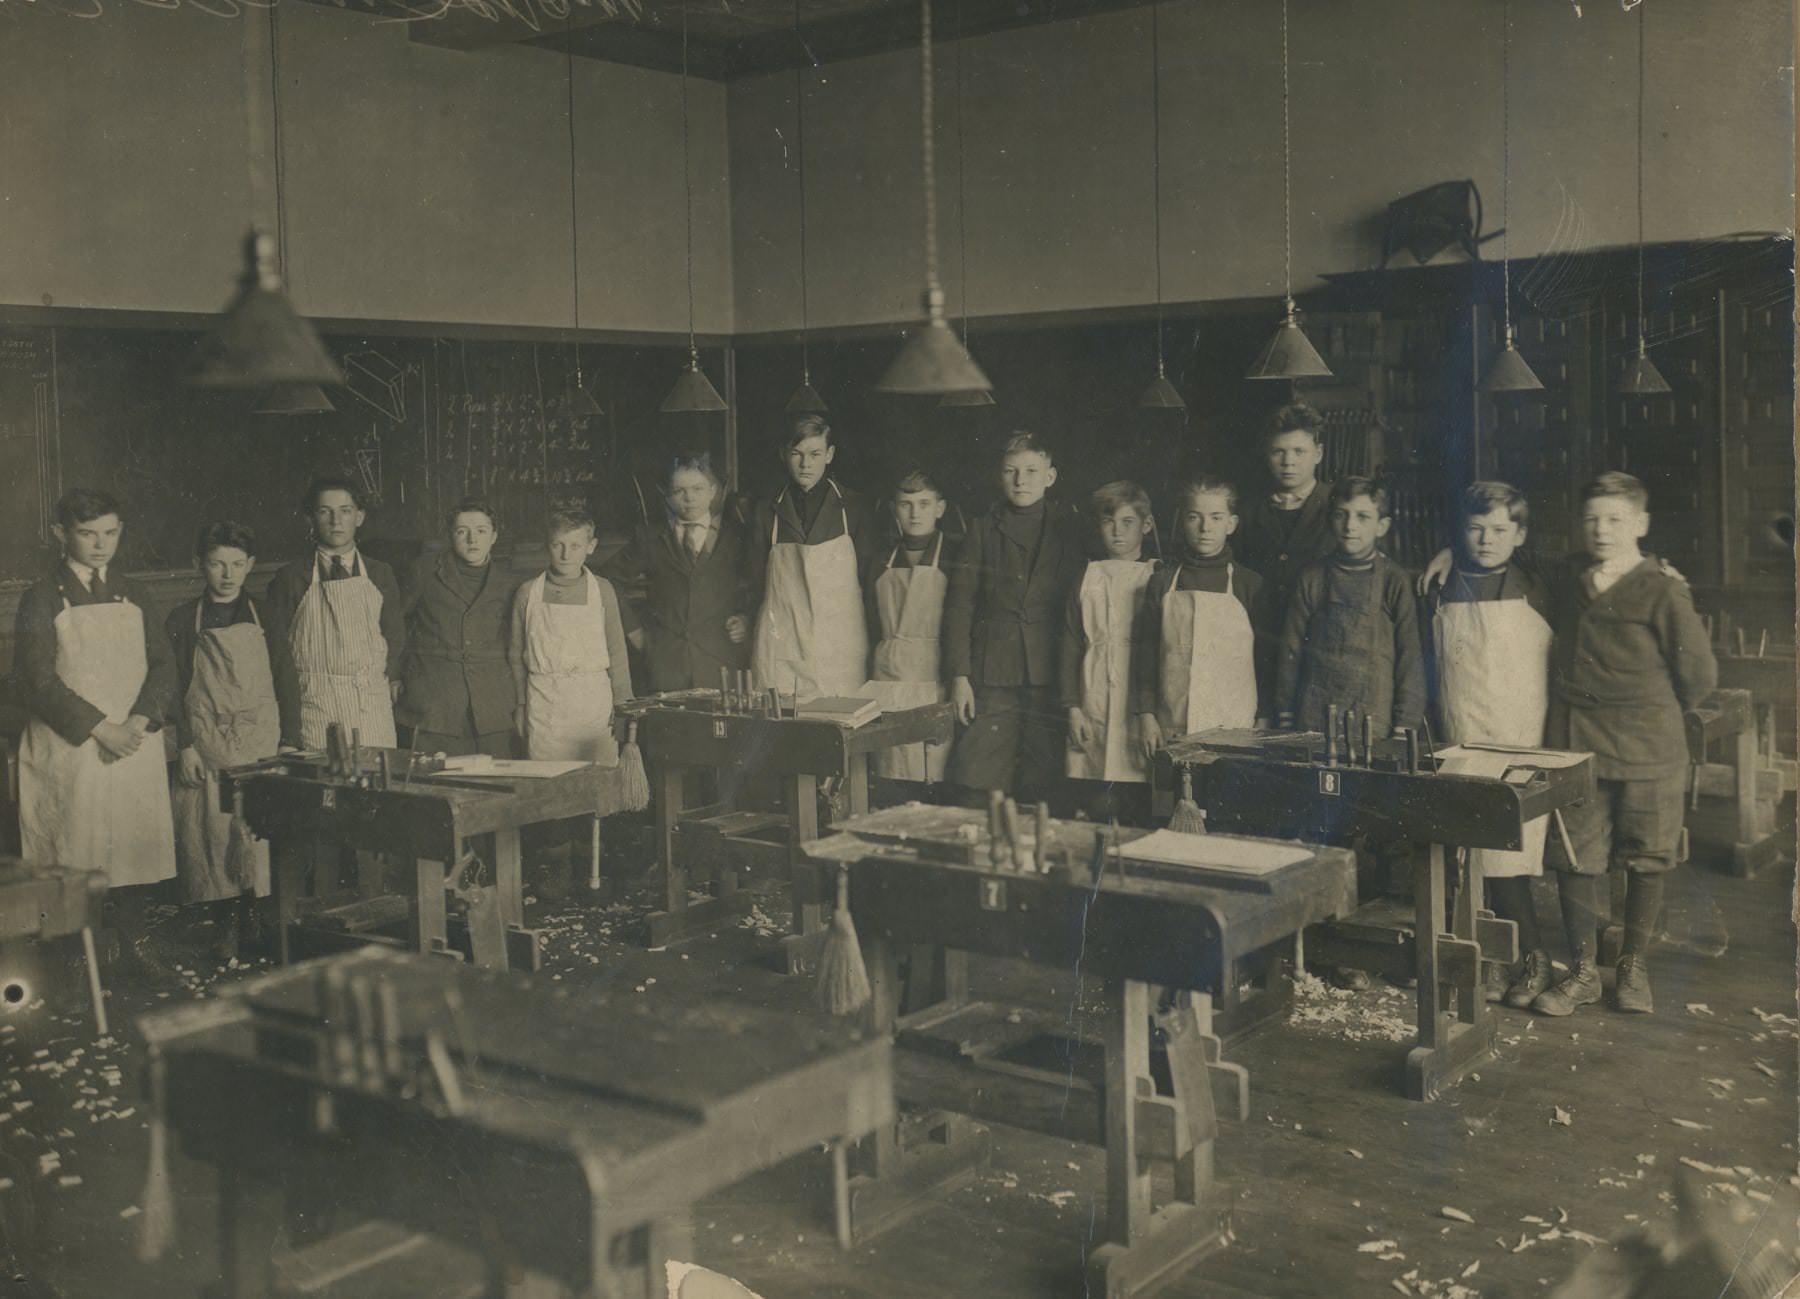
[345,349,409,423]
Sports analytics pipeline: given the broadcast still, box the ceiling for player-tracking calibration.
[323,0,1157,80]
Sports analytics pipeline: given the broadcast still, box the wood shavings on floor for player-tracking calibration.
[1287,973,1416,1042]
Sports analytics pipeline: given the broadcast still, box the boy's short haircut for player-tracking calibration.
[54,487,123,530]
[302,475,365,513]
[446,496,497,530]
[1457,480,1530,527]
[195,521,258,559]
[1328,475,1391,517]
[1002,431,1054,465]
[1090,480,1151,520]
[894,468,943,498]
[1178,476,1239,515]
[1263,402,1324,445]
[663,450,721,492]
[783,414,834,450]
[1581,471,1650,512]
[547,507,597,537]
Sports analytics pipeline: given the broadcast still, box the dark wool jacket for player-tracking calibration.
[396,552,519,737]
[601,513,753,693]
[941,500,1087,689]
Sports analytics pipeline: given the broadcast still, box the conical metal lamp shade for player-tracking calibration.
[253,382,335,415]
[1136,365,1185,410]
[661,353,728,413]
[876,290,993,395]
[939,387,996,408]
[1479,326,1545,393]
[1246,300,1332,380]
[188,230,345,389]
[1618,338,1672,395]
[786,381,829,414]
[562,383,602,418]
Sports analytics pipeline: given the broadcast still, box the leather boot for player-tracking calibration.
[1531,960,1601,1016]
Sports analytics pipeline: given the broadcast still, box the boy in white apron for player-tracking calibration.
[747,415,875,699]
[1426,482,1556,1009]
[264,476,407,752]
[865,469,952,793]
[166,521,280,963]
[1134,477,1267,761]
[15,488,178,983]
[1061,481,1158,821]
[509,508,635,762]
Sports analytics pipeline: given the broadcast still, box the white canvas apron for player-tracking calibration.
[19,597,176,887]
[1157,564,1258,739]
[172,605,279,901]
[751,483,869,698]
[289,557,396,750]
[1066,558,1155,783]
[523,573,618,764]
[868,537,949,782]
[1434,595,1553,878]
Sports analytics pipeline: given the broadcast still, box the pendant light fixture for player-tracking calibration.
[1136,1,1184,409]
[875,0,992,396]
[1478,0,1543,394]
[561,33,602,419]
[1246,0,1330,382]
[1618,2,1671,396]
[661,1,728,414]
[785,0,829,414]
[940,0,995,408]
[190,3,342,393]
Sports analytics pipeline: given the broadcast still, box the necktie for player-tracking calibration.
[87,569,106,601]
[329,555,350,581]
[685,524,705,558]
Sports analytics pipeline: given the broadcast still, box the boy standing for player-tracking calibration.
[1062,481,1158,796]
[1533,473,1716,1016]
[1425,483,1557,1008]
[1236,403,1338,698]
[1135,477,1267,754]
[264,477,406,750]
[15,488,177,980]
[942,432,1087,803]
[864,469,953,786]
[398,498,518,758]
[510,508,634,762]
[1277,477,1426,739]
[167,521,281,962]
[747,415,878,698]
[601,451,750,693]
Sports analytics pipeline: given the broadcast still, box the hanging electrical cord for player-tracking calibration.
[1477,0,1542,392]
[268,3,286,284]
[796,0,811,385]
[681,3,697,363]
[955,0,969,345]
[1279,0,1291,309]
[1136,0,1183,407]
[560,27,599,416]
[1634,1,1645,343]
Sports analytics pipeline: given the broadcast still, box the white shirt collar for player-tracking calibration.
[317,546,360,569]
[65,557,106,588]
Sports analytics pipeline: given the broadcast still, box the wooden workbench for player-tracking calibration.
[622,693,954,964]
[1153,728,1595,1102]
[805,805,1357,1299]
[1683,687,1787,878]
[0,858,109,1036]
[140,948,893,1299]
[221,751,631,972]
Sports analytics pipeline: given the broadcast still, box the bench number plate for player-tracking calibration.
[980,879,1007,911]
[1318,771,1341,796]
[321,788,336,808]
[712,719,728,738]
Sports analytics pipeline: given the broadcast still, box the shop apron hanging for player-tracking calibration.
[867,537,949,782]
[751,484,869,698]
[522,573,618,764]
[19,597,176,887]
[1157,564,1258,739]
[172,606,279,901]
[1434,595,1553,878]
[1066,559,1156,782]
[288,558,395,750]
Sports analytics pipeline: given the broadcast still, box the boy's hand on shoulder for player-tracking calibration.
[1657,558,1688,584]
[724,615,748,644]
[1138,713,1164,764]
[951,677,976,724]
[1067,708,1092,749]
[389,680,403,704]
[1415,548,1455,596]
[178,746,207,788]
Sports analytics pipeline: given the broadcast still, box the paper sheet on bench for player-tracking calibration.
[1434,744,1589,774]
[1122,829,1311,875]
[441,756,590,778]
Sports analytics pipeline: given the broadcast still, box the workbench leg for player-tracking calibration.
[589,814,603,894]
[79,926,108,1039]
[494,830,523,930]
[413,858,449,957]
[1103,978,1153,1247]
[1734,725,1759,856]
[1405,844,1498,1103]
[1452,849,1481,1024]
[643,1212,694,1299]
[788,774,823,935]
[847,753,870,819]
[661,766,688,924]
[218,1163,283,1299]
[1412,847,1448,1050]
[273,838,305,966]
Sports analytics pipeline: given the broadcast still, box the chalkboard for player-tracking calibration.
[0,324,698,584]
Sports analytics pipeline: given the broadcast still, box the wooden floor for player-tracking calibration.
[1,830,1794,1299]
